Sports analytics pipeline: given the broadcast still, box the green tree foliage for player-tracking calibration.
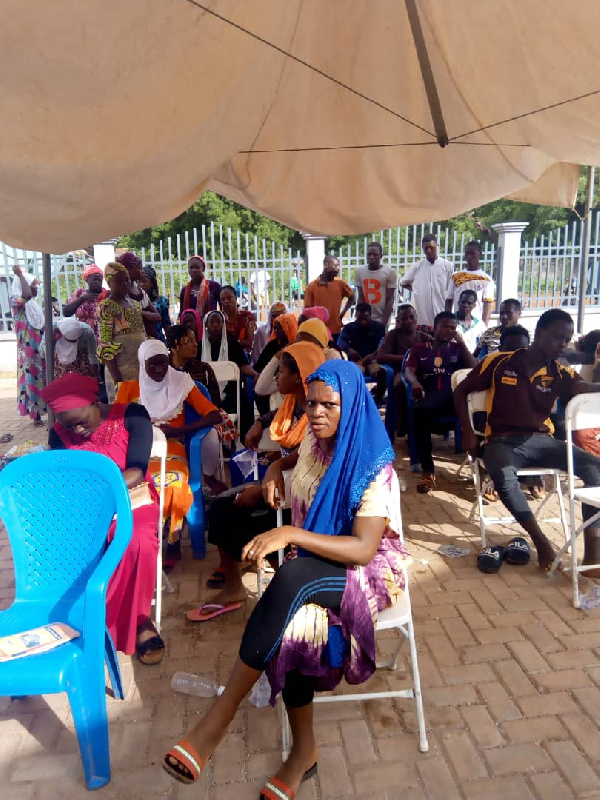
[119,191,305,256]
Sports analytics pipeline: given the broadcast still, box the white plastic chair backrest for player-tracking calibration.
[450,368,471,391]
[566,393,599,434]
[150,426,167,631]
[151,425,168,460]
[390,469,404,544]
[211,360,241,432]
[258,428,281,452]
[150,425,167,533]
[211,360,240,383]
[565,393,600,499]
[451,368,487,435]
[376,469,411,628]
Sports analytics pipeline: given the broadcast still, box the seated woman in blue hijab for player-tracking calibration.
[163,360,412,799]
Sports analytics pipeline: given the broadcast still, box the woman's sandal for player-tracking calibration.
[528,484,547,501]
[206,568,225,589]
[163,739,205,784]
[260,763,318,799]
[483,487,498,503]
[135,618,165,665]
[416,474,436,494]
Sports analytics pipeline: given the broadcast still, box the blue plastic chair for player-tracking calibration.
[0,450,133,790]
[183,382,215,558]
[401,350,463,473]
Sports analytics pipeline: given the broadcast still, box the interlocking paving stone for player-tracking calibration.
[1,393,600,798]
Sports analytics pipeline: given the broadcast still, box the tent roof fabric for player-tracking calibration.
[1,0,598,251]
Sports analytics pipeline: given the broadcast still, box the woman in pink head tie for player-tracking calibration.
[63,264,105,342]
[299,306,333,343]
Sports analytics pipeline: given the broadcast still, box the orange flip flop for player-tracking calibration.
[186,602,242,622]
[163,739,205,784]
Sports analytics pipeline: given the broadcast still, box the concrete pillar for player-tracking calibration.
[93,239,117,270]
[492,222,529,305]
[302,234,326,283]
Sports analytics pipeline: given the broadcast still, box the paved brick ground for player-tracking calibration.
[1,380,600,799]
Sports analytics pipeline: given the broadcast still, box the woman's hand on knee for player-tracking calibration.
[242,526,291,564]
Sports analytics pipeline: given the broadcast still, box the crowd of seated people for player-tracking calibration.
[27,245,600,799]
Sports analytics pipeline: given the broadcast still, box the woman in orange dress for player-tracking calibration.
[116,340,221,562]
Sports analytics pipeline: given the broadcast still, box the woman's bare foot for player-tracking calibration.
[266,742,319,796]
[208,585,248,606]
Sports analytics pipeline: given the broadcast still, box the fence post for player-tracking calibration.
[492,222,529,304]
[93,239,117,269]
[302,234,326,283]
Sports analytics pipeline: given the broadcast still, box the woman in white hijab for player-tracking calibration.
[10,265,46,424]
[202,310,258,439]
[52,318,99,380]
[116,340,224,563]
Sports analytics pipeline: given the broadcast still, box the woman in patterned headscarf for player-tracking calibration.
[62,264,105,343]
[97,261,146,400]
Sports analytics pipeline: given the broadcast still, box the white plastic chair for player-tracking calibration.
[150,426,173,631]
[548,393,600,607]
[281,471,428,758]
[211,360,242,470]
[452,370,569,549]
[211,360,241,431]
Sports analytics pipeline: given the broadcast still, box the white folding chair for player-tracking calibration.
[281,471,428,758]
[211,360,241,471]
[451,369,473,481]
[549,394,600,608]
[452,371,569,549]
[256,465,291,598]
[211,360,241,432]
[150,426,173,631]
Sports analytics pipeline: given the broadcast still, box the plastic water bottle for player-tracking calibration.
[171,672,225,698]
[249,672,271,708]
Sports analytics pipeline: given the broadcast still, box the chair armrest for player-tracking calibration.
[187,426,213,487]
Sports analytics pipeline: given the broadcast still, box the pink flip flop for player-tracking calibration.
[186,602,242,622]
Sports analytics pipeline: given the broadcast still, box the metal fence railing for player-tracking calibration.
[1,215,599,331]
[519,214,600,309]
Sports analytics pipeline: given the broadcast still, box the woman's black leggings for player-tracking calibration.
[239,555,347,708]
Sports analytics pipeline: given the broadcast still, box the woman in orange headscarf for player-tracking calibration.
[254,312,299,416]
[186,341,325,620]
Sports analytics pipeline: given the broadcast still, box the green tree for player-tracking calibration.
[119,191,304,256]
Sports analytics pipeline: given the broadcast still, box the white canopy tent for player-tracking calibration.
[0,0,599,254]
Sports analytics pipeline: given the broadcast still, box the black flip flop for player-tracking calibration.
[477,545,506,574]
[136,618,165,665]
[206,568,225,589]
[505,536,531,566]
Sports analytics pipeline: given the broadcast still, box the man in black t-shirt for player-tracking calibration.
[455,309,600,572]
[338,302,387,403]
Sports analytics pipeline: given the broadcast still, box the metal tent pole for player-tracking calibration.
[577,166,595,334]
[42,253,54,425]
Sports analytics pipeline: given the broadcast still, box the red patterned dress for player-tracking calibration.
[53,403,159,654]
